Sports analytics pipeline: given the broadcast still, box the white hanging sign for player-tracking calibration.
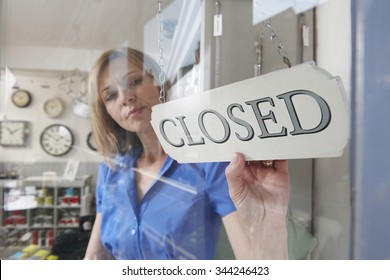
[151,62,349,163]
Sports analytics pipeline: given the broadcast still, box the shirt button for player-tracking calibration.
[131,229,136,235]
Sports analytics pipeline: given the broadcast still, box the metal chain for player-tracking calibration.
[254,33,263,76]
[214,0,221,87]
[157,0,166,103]
[263,18,291,68]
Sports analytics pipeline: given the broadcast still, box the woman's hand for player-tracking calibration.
[225,153,290,259]
[225,153,290,234]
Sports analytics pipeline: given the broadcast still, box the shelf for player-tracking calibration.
[57,226,78,229]
[30,225,55,229]
[1,174,92,247]
[57,205,81,209]
[35,206,55,209]
[22,175,92,188]
[4,225,28,229]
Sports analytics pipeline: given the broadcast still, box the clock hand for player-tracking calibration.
[6,128,17,134]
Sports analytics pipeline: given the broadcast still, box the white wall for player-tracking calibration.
[1,68,102,163]
[5,47,102,73]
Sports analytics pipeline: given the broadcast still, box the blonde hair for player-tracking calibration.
[88,47,166,167]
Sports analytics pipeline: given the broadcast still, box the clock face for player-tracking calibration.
[0,121,29,146]
[44,97,64,118]
[87,132,97,151]
[12,90,32,108]
[40,124,74,156]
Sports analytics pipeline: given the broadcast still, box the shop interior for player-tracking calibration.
[1,0,389,260]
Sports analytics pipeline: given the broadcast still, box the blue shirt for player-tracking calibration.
[96,148,236,260]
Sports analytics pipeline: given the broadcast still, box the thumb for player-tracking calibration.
[225,152,246,188]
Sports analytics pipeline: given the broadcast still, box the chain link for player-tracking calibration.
[255,1,291,68]
[157,0,166,103]
[263,19,291,68]
[215,0,221,13]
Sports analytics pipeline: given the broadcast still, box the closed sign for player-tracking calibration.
[151,62,349,163]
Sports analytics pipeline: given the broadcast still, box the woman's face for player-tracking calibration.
[98,57,160,134]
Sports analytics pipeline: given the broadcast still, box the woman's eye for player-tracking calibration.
[128,77,143,88]
[104,90,117,101]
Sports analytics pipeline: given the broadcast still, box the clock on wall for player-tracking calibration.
[11,89,32,108]
[43,97,64,118]
[86,132,97,151]
[40,124,74,156]
[0,121,29,146]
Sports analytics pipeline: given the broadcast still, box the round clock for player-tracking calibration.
[11,90,32,108]
[44,97,64,118]
[40,124,74,156]
[86,132,97,151]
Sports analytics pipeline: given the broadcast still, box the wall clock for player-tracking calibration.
[40,124,74,156]
[0,121,29,146]
[86,132,97,151]
[11,90,32,108]
[43,97,64,118]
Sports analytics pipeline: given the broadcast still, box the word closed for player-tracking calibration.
[151,62,349,163]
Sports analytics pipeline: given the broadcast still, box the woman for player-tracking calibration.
[85,47,290,260]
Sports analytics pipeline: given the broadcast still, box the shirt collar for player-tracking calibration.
[114,147,175,176]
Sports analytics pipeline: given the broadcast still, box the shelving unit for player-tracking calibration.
[1,175,92,248]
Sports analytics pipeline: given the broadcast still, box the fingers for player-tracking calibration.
[256,159,289,173]
[226,153,289,180]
